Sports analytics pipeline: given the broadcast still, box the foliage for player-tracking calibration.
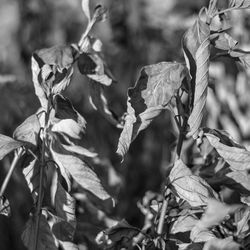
[1,0,250,250]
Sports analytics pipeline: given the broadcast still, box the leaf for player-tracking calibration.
[96,219,139,248]
[183,16,210,138]
[190,226,216,243]
[92,4,108,23]
[226,171,250,194]
[231,0,250,9]
[22,212,58,250]
[0,134,23,160]
[51,139,110,200]
[196,199,242,229]
[0,196,11,217]
[78,52,114,86]
[171,214,198,234]
[210,33,238,51]
[13,114,40,147]
[89,81,122,128]
[22,154,47,203]
[230,49,250,70]
[235,207,250,235]
[117,62,187,158]
[169,160,218,207]
[81,0,90,22]
[204,129,250,171]
[203,237,241,250]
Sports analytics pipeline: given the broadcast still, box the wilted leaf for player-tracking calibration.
[210,33,238,50]
[51,140,110,200]
[78,52,114,86]
[117,62,187,158]
[169,160,218,207]
[13,114,40,147]
[183,16,210,138]
[22,212,58,250]
[81,0,90,22]
[196,199,242,229]
[0,196,11,217]
[89,81,122,128]
[204,129,250,171]
[203,237,240,250]
[96,219,139,248]
[0,134,23,160]
[171,214,198,234]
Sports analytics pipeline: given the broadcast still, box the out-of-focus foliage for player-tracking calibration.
[1,0,250,249]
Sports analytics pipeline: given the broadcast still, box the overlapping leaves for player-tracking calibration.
[117,62,187,158]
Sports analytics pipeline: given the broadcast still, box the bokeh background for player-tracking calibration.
[0,0,250,249]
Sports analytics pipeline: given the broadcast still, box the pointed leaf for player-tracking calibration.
[171,214,198,234]
[22,213,58,250]
[204,129,250,171]
[51,140,110,200]
[183,16,210,138]
[190,226,216,243]
[89,81,122,128]
[211,33,238,50]
[117,62,187,158]
[13,114,40,147]
[169,160,218,207]
[0,134,23,160]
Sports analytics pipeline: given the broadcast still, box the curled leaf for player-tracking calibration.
[117,62,187,158]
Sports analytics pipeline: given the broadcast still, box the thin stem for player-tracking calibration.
[176,116,188,158]
[157,199,168,235]
[0,147,24,197]
[214,6,239,16]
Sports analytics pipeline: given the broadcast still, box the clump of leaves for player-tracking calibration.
[2,0,250,250]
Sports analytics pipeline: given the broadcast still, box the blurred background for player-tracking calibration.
[0,0,250,249]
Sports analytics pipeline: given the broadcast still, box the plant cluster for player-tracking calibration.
[1,0,250,250]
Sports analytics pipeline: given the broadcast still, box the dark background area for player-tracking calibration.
[1,0,250,249]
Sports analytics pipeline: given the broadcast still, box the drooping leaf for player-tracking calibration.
[0,196,11,217]
[204,128,250,171]
[210,32,238,51]
[13,114,40,147]
[168,159,218,207]
[89,80,122,128]
[78,52,114,86]
[81,0,90,22]
[183,16,210,138]
[51,140,110,200]
[22,154,47,203]
[22,212,58,250]
[170,214,198,234]
[195,199,242,230]
[203,237,241,250]
[96,219,139,248]
[0,134,23,160]
[117,62,187,158]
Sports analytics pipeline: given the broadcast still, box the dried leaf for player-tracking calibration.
[183,16,210,138]
[0,196,11,217]
[117,62,187,158]
[89,81,122,128]
[51,140,110,200]
[22,212,58,250]
[204,129,250,171]
[169,160,218,207]
[13,114,40,147]
[203,237,241,250]
[0,134,23,160]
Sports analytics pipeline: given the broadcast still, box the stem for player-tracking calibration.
[0,147,24,197]
[176,117,188,158]
[214,6,239,16]
[157,199,168,235]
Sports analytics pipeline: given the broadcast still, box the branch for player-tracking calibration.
[0,147,24,197]
[157,199,168,235]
